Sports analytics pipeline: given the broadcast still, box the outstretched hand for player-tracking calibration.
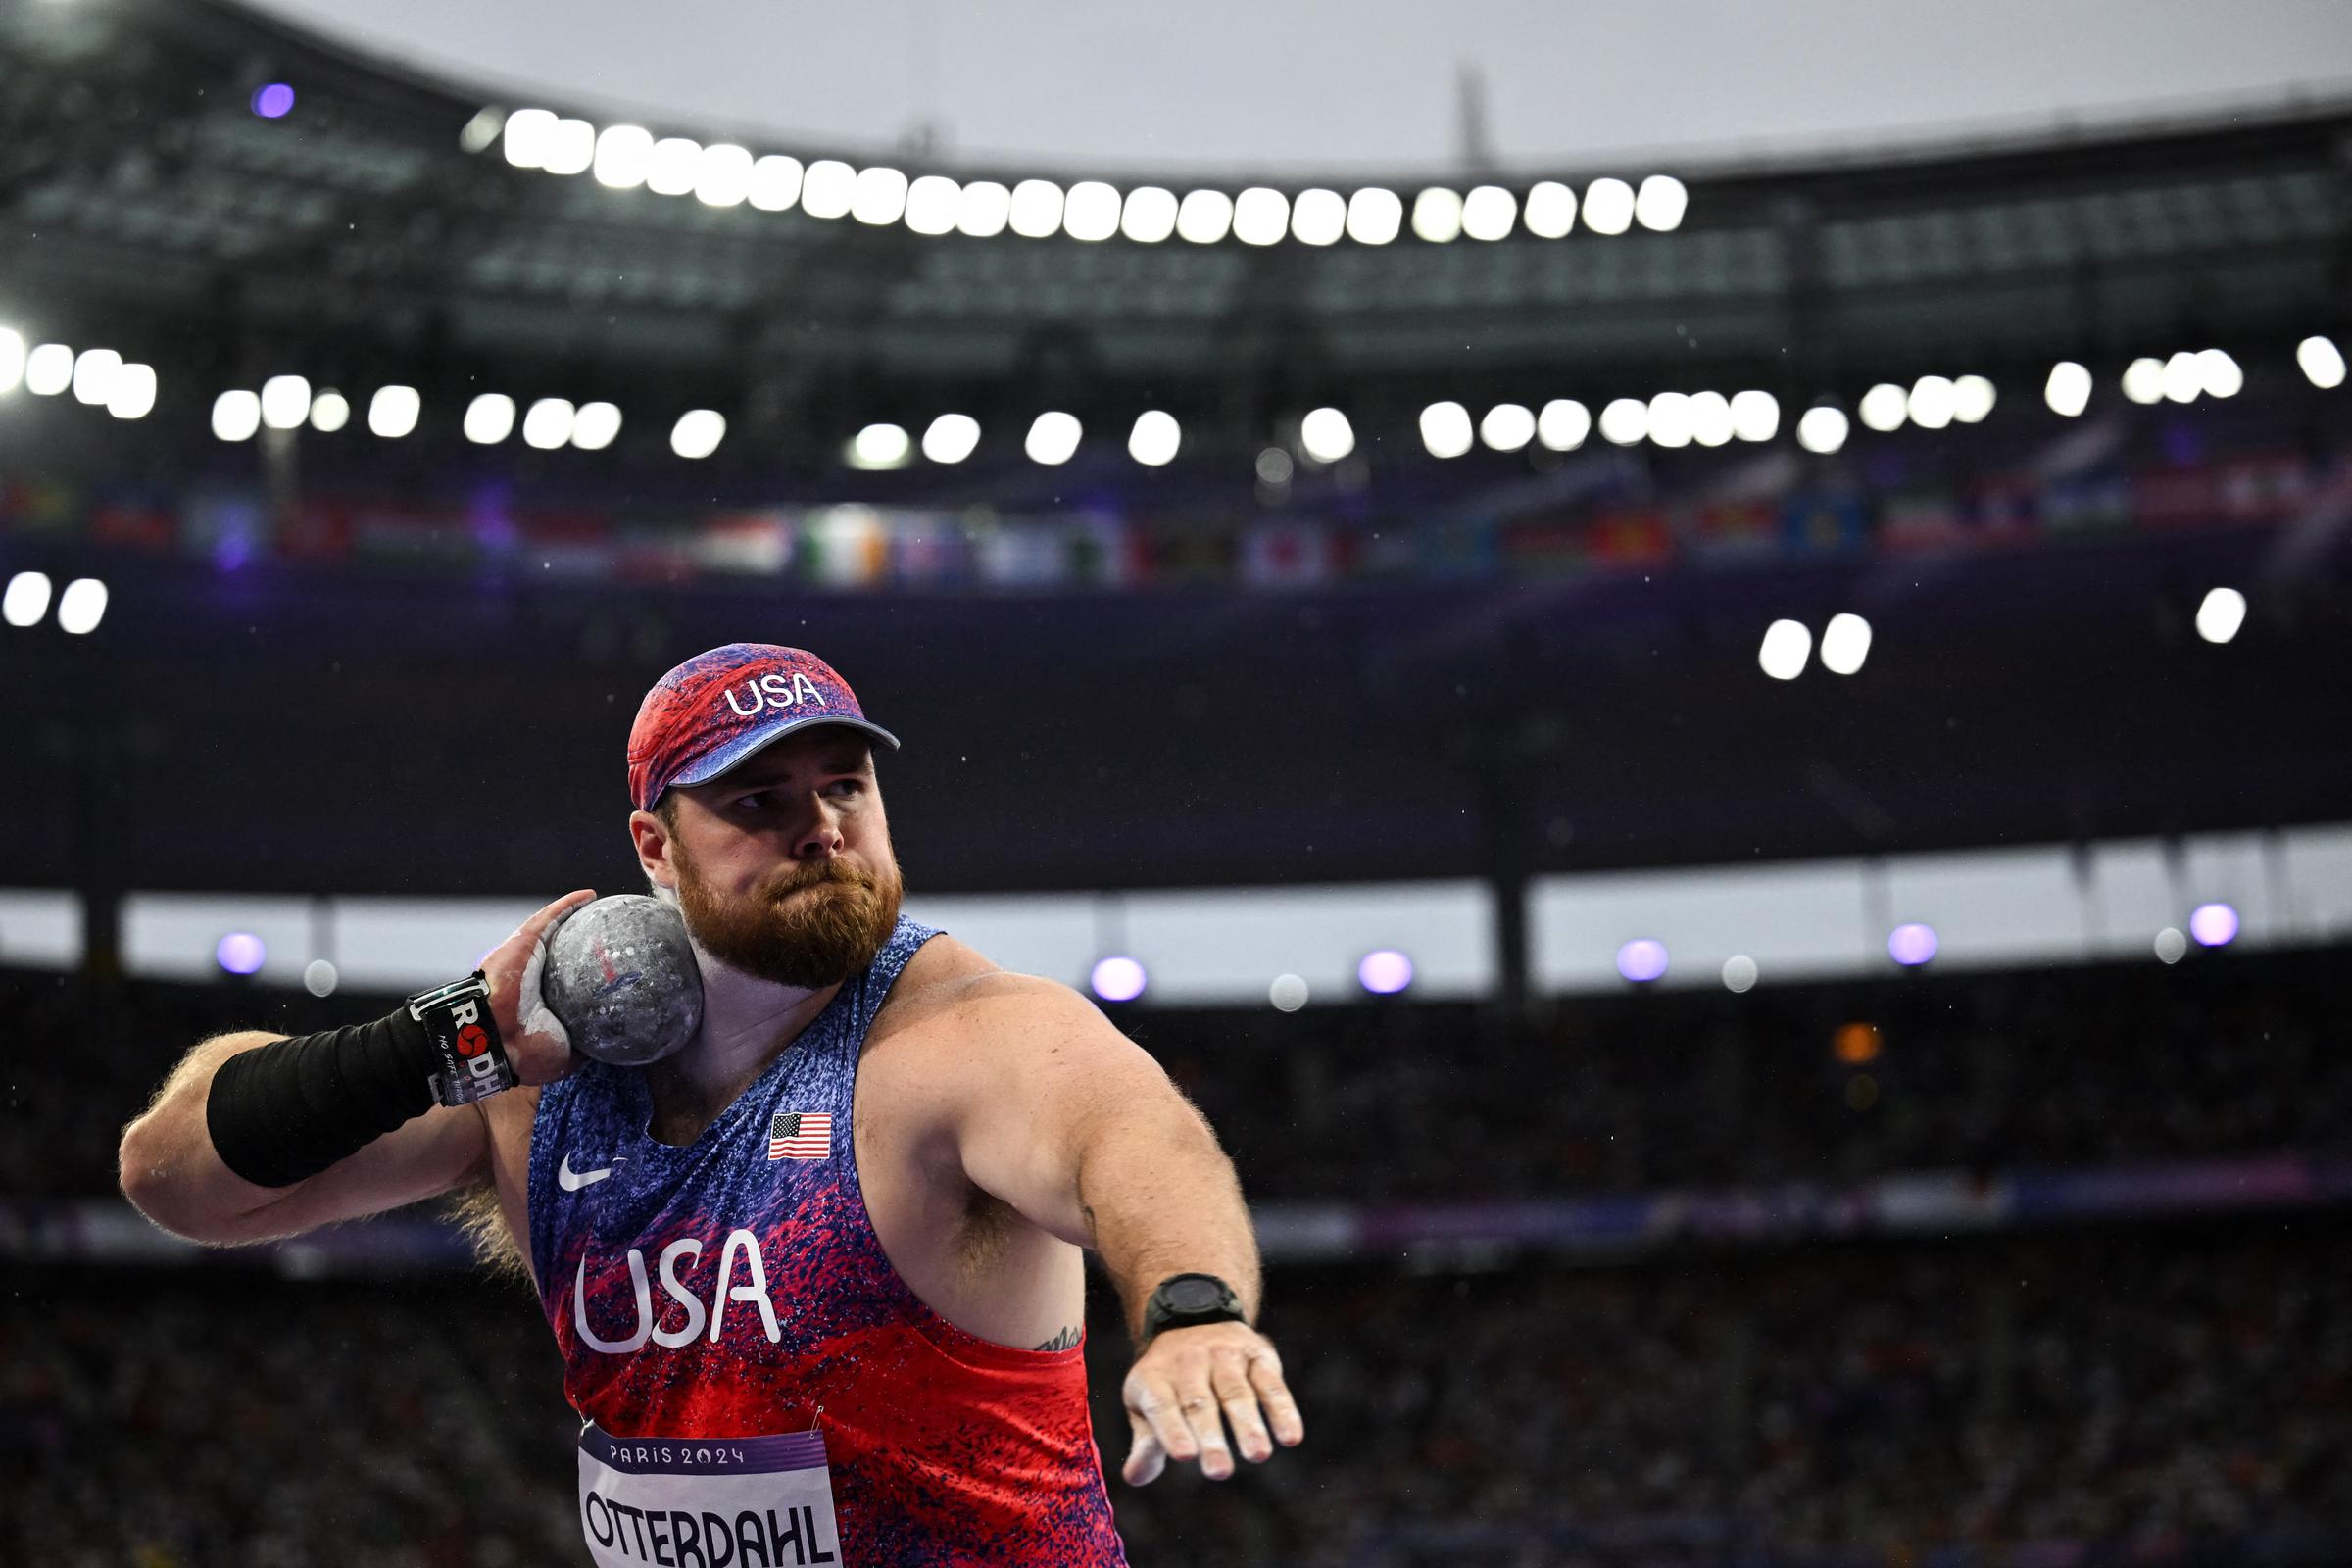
[1121,1321,1304,1485]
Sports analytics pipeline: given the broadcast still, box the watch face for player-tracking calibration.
[1165,1278,1223,1312]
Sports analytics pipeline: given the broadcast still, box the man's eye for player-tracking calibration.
[734,792,768,810]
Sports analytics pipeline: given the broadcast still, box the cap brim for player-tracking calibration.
[668,714,902,793]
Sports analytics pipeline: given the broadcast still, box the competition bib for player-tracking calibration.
[577,1424,843,1567]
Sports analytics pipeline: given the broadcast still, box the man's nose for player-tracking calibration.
[791,795,846,859]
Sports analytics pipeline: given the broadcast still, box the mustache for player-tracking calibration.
[760,858,878,900]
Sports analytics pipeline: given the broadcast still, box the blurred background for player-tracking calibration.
[5,0,2352,1563]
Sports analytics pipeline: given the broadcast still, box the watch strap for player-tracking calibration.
[407,971,516,1106]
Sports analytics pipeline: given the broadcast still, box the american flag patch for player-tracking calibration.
[767,1111,833,1161]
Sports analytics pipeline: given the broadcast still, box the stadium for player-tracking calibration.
[3,0,2350,1563]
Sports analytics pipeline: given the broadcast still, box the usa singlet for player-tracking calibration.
[528,916,1128,1565]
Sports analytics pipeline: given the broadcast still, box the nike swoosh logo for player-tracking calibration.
[557,1154,613,1192]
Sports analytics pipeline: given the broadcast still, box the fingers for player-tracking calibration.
[1122,1378,1184,1486]
[1125,1336,1303,1486]
[1249,1348,1306,1448]
[1211,1348,1273,1465]
[519,888,598,947]
[1120,1406,1165,1487]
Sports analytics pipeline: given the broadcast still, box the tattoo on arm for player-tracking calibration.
[1034,1325,1081,1351]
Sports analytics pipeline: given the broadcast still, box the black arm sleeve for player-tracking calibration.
[203,1008,443,1189]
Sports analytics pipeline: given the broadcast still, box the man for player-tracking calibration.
[120,642,1302,1565]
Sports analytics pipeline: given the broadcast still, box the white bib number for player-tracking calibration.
[577,1423,843,1568]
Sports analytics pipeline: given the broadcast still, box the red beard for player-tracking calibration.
[671,844,904,990]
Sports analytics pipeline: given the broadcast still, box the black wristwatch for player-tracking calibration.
[1140,1273,1247,1345]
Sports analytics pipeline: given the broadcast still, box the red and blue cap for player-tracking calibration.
[627,643,901,812]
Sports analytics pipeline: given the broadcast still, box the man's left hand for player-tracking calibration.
[1120,1321,1304,1484]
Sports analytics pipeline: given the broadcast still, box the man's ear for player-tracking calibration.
[628,808,679,895]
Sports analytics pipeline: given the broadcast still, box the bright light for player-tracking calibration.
[260,373,311,431]
[1689,389,1734,447]
[1176,189,1235,243]
[25,343,73,396]
[543,119,594,176]
[1820,612,1872,674]
[1635,174,1689,231]
[1887,922,1938,966]
[1007,178,1064,238]
[571,401,621,451]
[851,165,909,225]
[368,385,420,438]
[0,327,23,394]
[848,422,911,469]
[2297,334,2345,389]
[2160,350,2201,404]
[592,124,653,188]
[670,409,727,460]
[107,363,157,420]
[502,107,557,169]
[1610,939,1668,984]
[1233,187,1290,246]
[1460,184,1517,241]
[2121,357,2166,405]
[1580,177,1635,235]
[1721,955,1759,993]
[459,108,504,155]
[695,144,756,208]
[304,958,340,997]
[56,577,107,635]
[216,933,267,976]
[2195,586,2246,644]
[1026,411,1081,465]
[1128,410,1180,466]
[748,154,805,213]
[2188,902,2238,948]
[1523,181,1577,238]
[1298,407,1354,463]
[645,137,701,197]
[1345,188,1401,245]
[463,393,515,444]
[1906,374,1957,430]
[1952,374,1996,423]
[71,347,122,405]
[1419,400,1473,458]
[1119,186,1178,243]
[921,413,980,464]
[1290,188,1347,246]
[2153,927,2187,965]
[307,388,349,432]
[1598,397,1648,445]
[1796,406,1849,454]
[212,389,261,441]
[1758,618,1811,680]
[1858,382,1908,432]
[1646,390,1694,448]
[1358,950,1414,995]
[801,160,857,220]
[956,180,1011,238]
[1410,187,1463,243]
[1090,956,1147,1003]
[3,571,51,627]
[251,83,296,120]
[1268,974,1309,1012]
[2044,360,2092,416]
[521,396,575,450]
[1480,402,1535,452]
[1538,398,1591,450]
[2195,348,2242,399]
[1061,180,1122,242]
[1729,389,1780,442]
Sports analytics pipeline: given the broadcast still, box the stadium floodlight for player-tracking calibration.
[25,343,73,396]
[1089,956,1147,1003]
[108,363,157,420]
[1796,405,1849,454]
[1615,940,1668,983]
[1358,950,1414,995]
[368,385,421,438]
[905,175,962,235]
[851,166,910,226]
[1175,189,1235,244]
[956,180,1012,238]
[1007,178,1064,237]
[2160,350,2201,404]
[260,374,311,431]
[1906,374,1957,430]
[459,108,505,155]
[1820,612,1872,674]
[1857,382,1908,432]
[1758,618,1811,680]
[670,409,727,460]
[251,83,295,120]
[1523,181,1577,238]
[2195,586,2246,645]
[2044,360,2092,416]
[4,571,51,628]
[1689,390,1735,447]
[1128,411,1180,466]
[1646,391,1694,448]
[1598,396,1648,445]
[921,413,980,464]
[1729,389,1780,442]
[1952,374,1996,423]
[2153,927,2187,964]
[696,144,756,208]
[1233,187,1291,246]
[1061,180,1122,242]
[1635,174,1689,231]
[1026,411,1082,465]
[307,388,349,432]
[216,932,266,975]
[642,137,698,197]
[593,125,653,189]
[1479,402,1535,452]
[304,959,340,997]
[748,154,805,213]
[1118,186,1178,243]
[2187,902,2238,948]
[1460,184,1517,241]
[570,401,621,451]
[0,327,23,394]
[1268,974,1308,1011]
[521,397,575,450]
[801,160,857,220]
[2121,356,2166,405]
[463,393,515,444]
[2296,334,2345,389]
[1410,187,1463,243]
[1538,398,1591,450]
[1580,177,1635,235]
[57,577,107,636]
[1298,407,1355,463]
[1345,188,1401,245]
[212,389,261,441]
[2195,348,2243,399]
[1887,922,1938,966]
[543,119,594,176]
[1419,401,1474,458]
[71,348,122,406]
[1721,955,1759,993]
[502,107,558,169]
[1290,188,1346,246]
[848,422,911,469]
